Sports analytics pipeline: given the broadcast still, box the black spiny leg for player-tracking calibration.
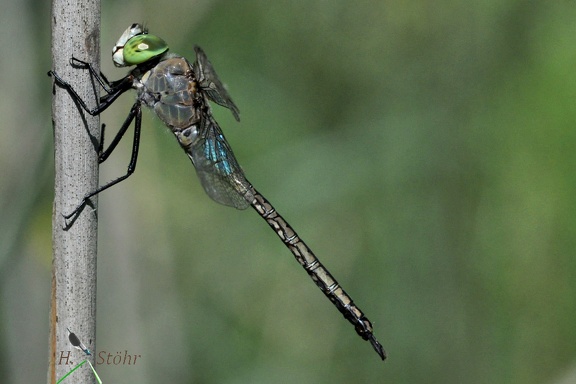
[63,102,143,224]
[48,62,132,116]
[49,58,143,226]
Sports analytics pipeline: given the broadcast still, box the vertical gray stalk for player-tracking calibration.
[48,1,100,383]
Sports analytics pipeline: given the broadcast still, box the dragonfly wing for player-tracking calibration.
[188,116,252,209]
[194,46,240,121]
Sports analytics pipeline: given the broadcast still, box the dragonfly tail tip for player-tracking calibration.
[369,335,387,361]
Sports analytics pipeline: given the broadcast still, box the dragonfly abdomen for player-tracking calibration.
[249,186,386,359]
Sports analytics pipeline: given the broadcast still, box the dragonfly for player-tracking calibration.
[66,327,91,356]
[49,23,386,360]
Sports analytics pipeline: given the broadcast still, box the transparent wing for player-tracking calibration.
[187,115,251,209]
[194,45,240,121]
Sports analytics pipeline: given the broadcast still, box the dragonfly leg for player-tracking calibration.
[63,102,142,223]
[98,102,141,163]
[69,57,114,92]
[48,67,132,116]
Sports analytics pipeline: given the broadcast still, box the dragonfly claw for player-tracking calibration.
[61,200,94,229]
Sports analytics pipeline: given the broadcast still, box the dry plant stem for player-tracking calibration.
[48,1,100,383]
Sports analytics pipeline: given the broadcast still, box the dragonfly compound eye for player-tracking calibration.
[122,34,169,66]
[113,23,147,67]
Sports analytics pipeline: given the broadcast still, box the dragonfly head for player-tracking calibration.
[112,23,169,67]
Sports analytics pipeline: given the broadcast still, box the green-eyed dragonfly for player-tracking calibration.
[49,23,386,360]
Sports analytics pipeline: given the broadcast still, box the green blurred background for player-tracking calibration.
[2,1,576,383]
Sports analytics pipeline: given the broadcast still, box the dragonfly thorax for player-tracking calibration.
[134,56,203,130]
